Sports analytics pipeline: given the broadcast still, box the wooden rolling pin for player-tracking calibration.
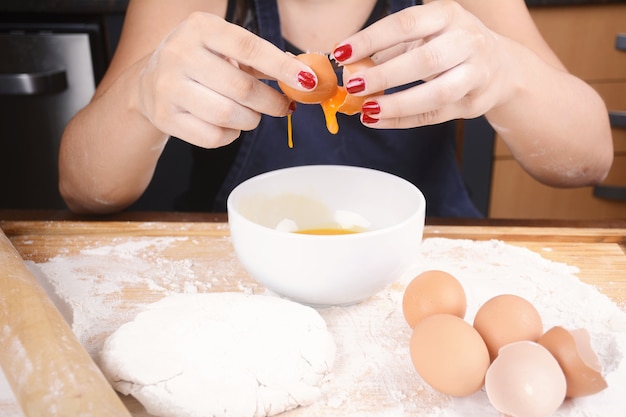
[0,228,132,417]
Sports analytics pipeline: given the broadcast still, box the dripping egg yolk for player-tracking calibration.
[278,53,379,136]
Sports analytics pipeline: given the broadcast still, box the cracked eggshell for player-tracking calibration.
[278,53,338,104]
[473,294,543,361]
[337,57,380,115]
[486,341,566,417]
[537,326,608,398]
[278,54,382,116]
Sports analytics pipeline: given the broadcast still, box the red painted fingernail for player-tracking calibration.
[362,113,379,124]
[362,101,381,115]
[297,71,317,90]
[346,77,366,94]
[333,44,353,62]
[287,100,297,115]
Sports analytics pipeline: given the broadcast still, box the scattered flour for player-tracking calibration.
[28,237,202,356]
[1,236,624,417]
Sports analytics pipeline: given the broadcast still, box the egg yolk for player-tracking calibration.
[287,113,293,148]
[278,53,379,145]
[320,87,347,135]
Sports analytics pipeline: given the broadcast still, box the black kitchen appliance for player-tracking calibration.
[0,18,108,209]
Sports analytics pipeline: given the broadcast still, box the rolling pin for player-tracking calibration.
[0,228,132,417]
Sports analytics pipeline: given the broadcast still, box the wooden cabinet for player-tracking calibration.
[488,4,626,219]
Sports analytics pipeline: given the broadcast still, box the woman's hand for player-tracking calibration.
[332,0,612,187]
[135,12,315,148]
[331,0,518,128]
[59,8,319,214]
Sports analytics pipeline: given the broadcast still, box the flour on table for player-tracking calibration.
[14,236,626,417]
[27,236,228,356]
[99,293,336,417]
[295,238,626,417]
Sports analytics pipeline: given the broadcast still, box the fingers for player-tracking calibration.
[180,78,263,132]
[186,48,293,117]
[335,2,480,96]
[167,111,242,149]
[330,1,502,130]
[333,1,456,64]
[147,82,252,149]
[353,34,473,96]
[197,13,318,92]
[370,40,424,65]
[360,64,489,129]
[141,12,312,148]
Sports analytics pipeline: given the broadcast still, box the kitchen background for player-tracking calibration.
[1,0,625,219]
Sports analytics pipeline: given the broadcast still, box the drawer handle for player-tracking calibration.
[609,111,626,129]
[0,69,67,95]
[593,185,626,201]
[616,34,626,52]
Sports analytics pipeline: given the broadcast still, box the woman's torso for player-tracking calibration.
[176,0,481,218]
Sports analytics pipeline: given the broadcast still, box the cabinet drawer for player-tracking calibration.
[530,4,626,81]
[593,81,626,153]
[489,155,626,219]
[594,81,626,112]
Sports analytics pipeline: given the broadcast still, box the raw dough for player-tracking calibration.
[99,293,336,417]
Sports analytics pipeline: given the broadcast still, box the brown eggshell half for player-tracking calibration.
[338,57,382,115]
[537,326,608,398]
[335,87,364,115]
[340,57,376,86]
[278,53,338,104]
[485,341,567,417]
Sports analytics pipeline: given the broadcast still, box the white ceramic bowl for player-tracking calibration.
[227,165,426,306]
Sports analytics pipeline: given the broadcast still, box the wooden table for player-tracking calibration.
[2,212,623,308]
[0,212,625,416]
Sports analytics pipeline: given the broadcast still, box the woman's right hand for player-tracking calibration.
[59,7,318,214]
[135,11,316,149]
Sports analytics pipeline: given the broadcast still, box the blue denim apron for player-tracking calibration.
[187,0,481,218]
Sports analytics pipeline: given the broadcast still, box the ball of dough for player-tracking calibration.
[99,293,336,417]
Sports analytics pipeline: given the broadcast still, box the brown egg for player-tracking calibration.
[402,270,467,329]
[473,294,543,362]
[537,326,608,398]
[410,314,490,397]
[277,53,338,104]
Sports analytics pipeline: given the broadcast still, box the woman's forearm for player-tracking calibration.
[59,58,169,214]
[485,36,613,187]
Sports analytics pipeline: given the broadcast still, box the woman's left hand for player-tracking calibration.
[332,0,516,128]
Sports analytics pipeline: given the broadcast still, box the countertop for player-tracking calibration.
[1,0,626,15]
[0,212,625,416]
